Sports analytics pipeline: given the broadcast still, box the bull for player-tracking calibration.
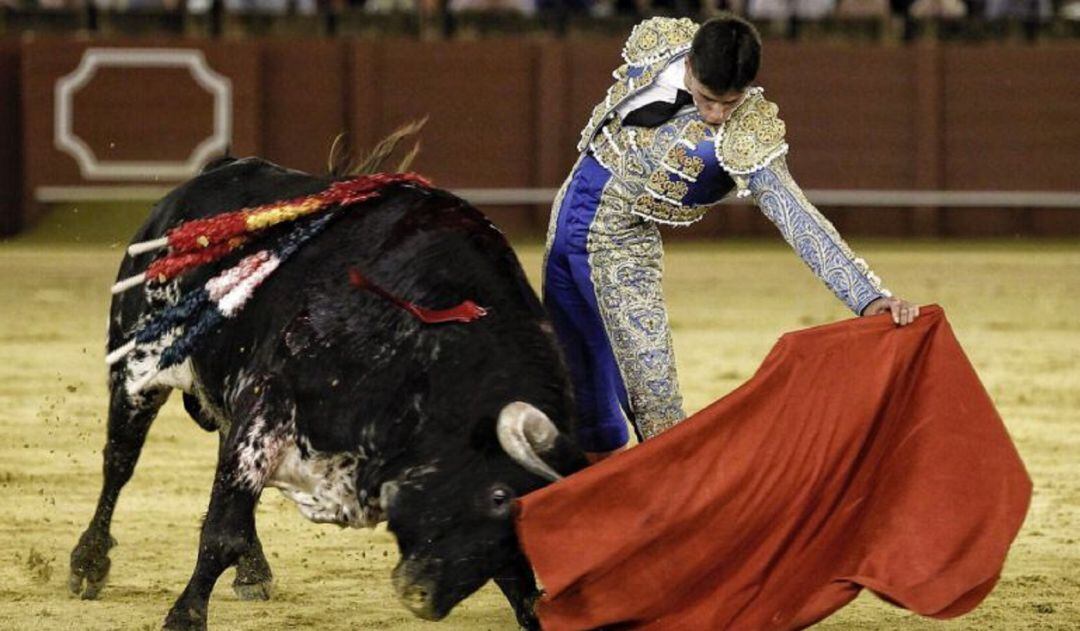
[69,153,587,630]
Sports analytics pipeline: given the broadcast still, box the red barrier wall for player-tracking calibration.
[261,40,347,173]
[0,40,20,236]
[6,38,1080,238]
[941,45,1080,236]
[19,38,260,230]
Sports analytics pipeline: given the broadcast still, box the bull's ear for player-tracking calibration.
[496,402,587,481]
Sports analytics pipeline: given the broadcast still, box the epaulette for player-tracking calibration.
[622,17,699,66]
[716,87,789,193]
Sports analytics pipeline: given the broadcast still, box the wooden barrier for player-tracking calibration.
[0,40,19,236]
[5,37,1080,238]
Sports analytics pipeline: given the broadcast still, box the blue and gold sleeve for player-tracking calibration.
[749,157,891,315]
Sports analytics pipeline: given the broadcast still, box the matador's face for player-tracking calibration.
[683,62,747,126]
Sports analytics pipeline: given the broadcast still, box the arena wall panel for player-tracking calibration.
[20,39,260,225]
[348,38,545,233]
[535,39,572,189]
[757,43,922,237]
[563,37,624,172]
[10,38,1080,238]
[943,45,1080,191]
[941,45,1080,237]
[260,40,348,175]
[371,39,538,188]
[0,40,20,236]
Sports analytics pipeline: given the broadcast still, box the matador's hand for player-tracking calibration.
[863,296,920,326]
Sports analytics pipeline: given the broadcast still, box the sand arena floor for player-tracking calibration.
[0,236,1077,630]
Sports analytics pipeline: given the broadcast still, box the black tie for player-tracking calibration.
[622,89,693,128]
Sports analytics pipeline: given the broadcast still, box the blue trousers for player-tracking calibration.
[543,156,637,452]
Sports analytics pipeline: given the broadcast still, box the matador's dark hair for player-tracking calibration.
[689,14,762,94]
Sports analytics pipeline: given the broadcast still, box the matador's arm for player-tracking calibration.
[748,156,891,315]
[715,88,891,315]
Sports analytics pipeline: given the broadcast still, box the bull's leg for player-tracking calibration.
[166,378,288,629]
[163,465,260,631]
[232,517,273,600]
[494,551,542,631]
[70,382,169,600]
[210,431,274,601]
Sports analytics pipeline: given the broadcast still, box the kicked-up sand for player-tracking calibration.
[0,234,1077,630]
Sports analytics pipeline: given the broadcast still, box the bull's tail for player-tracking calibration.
[328,117,428,178]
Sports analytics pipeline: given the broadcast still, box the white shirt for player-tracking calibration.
[614,57,691,122]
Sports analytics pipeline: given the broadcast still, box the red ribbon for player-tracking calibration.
[145,172,432,286]
[165,172,432,255]
[348,268,488,325]
[147,238,248,283]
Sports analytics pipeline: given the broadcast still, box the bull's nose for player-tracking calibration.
[392,561,443,620]
[396,580,447,620]
[398,583,437,618]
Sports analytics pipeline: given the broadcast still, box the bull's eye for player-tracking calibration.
[488,485,515,516]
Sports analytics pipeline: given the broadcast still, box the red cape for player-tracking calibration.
[516,306,1031,630]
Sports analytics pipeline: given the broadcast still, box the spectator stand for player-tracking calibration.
[1,0,1079,50]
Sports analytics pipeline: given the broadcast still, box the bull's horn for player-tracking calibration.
[496,402,563,482]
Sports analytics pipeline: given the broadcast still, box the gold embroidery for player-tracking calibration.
[717,88,788,176]
[590,117,629,174]
[588,110,721,226]
[605,80,630,109]
[634,128,656,150]
[646,171,688,202]
[592,139,621,174]
[631,194,709,226]
[587,181,687,438]
[680,120,712,146]
[577,18,699,153]
[622,17,699,65]
[663,145,705,180]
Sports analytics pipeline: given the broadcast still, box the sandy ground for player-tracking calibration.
[0,235,1077,630]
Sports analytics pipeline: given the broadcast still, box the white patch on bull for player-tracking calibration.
[155,358,195,392]
[232,383,295,491]
[225,369,260,413]
[119,281,186,396]
[122,343,195,396]
[297,433,316,457]
[265,440,373,528]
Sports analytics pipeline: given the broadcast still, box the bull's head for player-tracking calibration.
[385,401,584,621]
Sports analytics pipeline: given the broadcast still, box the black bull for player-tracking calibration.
[69,157,588,630]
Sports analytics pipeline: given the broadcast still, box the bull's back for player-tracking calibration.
[108,157,555,442]
[110,158,332,341]
[185,182,556,448]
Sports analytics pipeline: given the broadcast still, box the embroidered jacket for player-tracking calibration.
[578,16,890,315]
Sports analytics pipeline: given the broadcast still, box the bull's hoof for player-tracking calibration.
[233,545,273,601]
[163,605,207,631]
[232,579,273,601]
[68,571,110,601]
[69,531,116,600]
